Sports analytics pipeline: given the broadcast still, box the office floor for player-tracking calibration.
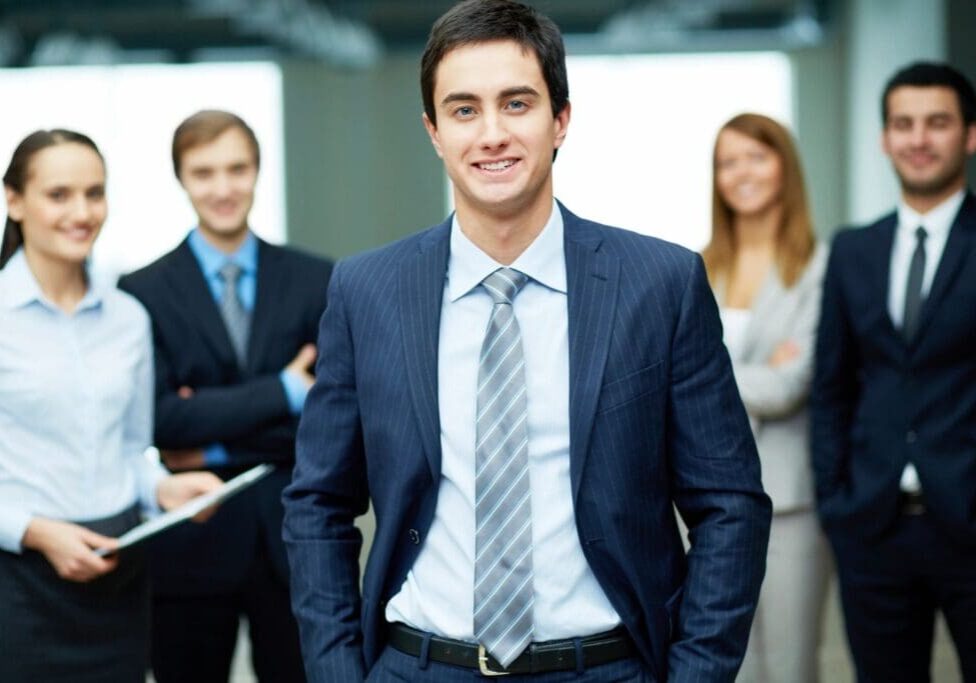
[204,578,962,682]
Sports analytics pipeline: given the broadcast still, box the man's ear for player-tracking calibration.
[422,112,444,159]
[553,101,571,151]
[966,122,976,156]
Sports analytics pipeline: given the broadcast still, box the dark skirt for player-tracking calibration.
[0,505,149,683]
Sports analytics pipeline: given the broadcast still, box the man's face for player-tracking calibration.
[423,40,570,223]
[178,126,258,243]
[882,85,976,200]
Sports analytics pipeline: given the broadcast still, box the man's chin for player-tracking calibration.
[899,170,965,199]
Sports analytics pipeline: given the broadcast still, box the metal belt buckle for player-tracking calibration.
[478,644,511,676]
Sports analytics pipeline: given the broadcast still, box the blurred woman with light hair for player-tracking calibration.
[704,113,830,683]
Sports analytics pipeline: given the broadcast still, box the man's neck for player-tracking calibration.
[456,196,554,266]
[901,178,967,215]
[197,225,250,255]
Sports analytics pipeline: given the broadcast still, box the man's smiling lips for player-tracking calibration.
[474,158,520,173]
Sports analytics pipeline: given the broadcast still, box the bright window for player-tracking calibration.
[0,62,284,281]
[555,52,793,251]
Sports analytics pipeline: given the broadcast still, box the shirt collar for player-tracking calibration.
[187,228,258,280]
[897,189,965,242]
[0,248,103,312]
[447,200,567,302]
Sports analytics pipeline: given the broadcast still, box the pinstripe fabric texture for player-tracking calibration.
[474,268,533,667]
[283,202,771,683]
[218,262,250,366]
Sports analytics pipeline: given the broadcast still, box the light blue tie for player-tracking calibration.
[218,262,250,367]
[474,267,534,669]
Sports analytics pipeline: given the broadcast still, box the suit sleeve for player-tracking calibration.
[282,262,370,683]
[116,273,294,452]
[667,256,772,682]
[810,237,858,520]
[730,251,825,419]
[152,344,292,450]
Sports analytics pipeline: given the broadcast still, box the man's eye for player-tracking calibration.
[48,189,67,201]
[507,100,526,111]
[455,106,475,117]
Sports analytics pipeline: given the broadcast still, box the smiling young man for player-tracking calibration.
[118,110,333,683]
[812,62,976,682]
[283,2,770,682]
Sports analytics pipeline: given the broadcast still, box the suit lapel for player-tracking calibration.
[399,221,451,479]
[874,215,900,340]
[248,240,283,370]
[562,205,620,502]
[914,193,976,340]
[167,240,239,367]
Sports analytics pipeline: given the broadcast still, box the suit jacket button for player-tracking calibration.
[408,529,420,545]
[906,430,917,444]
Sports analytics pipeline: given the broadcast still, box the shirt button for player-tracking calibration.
[906,431,917,444]
[408,529,420,545]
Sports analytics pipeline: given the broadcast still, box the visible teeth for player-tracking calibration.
[479,160,514,171]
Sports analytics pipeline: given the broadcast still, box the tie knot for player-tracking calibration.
[915,226,928,243]
[481,268,528,305]
[219,262,243,284]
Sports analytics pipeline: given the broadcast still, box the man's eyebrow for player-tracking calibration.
[498,86,540,100]
[441,92,480,106]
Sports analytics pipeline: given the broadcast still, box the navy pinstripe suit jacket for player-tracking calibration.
[283,204,771,682]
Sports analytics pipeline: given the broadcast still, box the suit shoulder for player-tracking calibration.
[117,244,186,293]
[830,211,896,251]
[337,222,447,273]
[582,218,700,276]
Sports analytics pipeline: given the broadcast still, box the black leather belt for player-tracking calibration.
[387,622,635,676]
[899,490,926,515]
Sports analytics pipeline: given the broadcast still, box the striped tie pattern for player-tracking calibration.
[474,267,534,669]
[218,262,251,367]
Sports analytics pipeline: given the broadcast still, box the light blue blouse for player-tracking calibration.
[0,249,167,552]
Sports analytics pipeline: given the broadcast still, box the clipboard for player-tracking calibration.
[95,464,274,556]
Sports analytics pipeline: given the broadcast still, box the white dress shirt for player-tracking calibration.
[0,249,166,552]
[386,201,620,640]
[887,189,964,492]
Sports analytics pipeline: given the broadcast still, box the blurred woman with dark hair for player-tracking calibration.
[0,129,221,682]
[704,113,830,683]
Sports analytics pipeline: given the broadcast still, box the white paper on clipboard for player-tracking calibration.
[96,464,274,556]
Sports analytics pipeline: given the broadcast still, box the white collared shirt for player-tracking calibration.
[385,201,620,640]
[887,189,963,328]
[887,189,965,493]
[0,249,166,552]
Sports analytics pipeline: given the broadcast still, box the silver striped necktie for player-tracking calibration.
[474,267,534,669]
[218,262,251,367]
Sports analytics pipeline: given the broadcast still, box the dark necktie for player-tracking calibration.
[218,262,251,366]
[902,226,927,342]
[474,267,534,669]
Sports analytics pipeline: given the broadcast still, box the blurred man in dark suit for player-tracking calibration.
[120,110,332,683]
[813,62,976,682]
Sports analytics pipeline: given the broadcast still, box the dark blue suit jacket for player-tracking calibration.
[283,205,771,682]
[812,192,976,545]
[119,237,332,594]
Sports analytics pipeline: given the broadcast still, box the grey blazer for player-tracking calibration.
[716,244,827,512]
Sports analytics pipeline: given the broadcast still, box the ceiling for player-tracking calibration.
[0,0,833,68]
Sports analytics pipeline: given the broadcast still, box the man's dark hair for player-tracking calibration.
[420,0,569,126]
[881,61,976,126]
